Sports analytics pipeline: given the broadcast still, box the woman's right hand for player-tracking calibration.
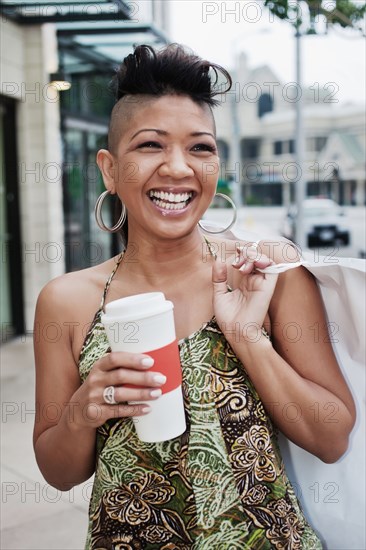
[68,352,166,430]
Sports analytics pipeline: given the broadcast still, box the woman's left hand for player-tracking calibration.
[212,245,278,344]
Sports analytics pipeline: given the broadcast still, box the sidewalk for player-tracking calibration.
[1,338,90,550]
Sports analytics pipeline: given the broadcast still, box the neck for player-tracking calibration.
[119,227,212,287]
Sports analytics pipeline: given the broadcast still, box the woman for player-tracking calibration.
[33,44,355,549]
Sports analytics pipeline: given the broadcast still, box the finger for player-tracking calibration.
[113,385,164,403]
[237,261,255,274]
[245,245,262,261]
[107,368,167,388]
[108,402,152,417]
[252,258,274,270]
[238,258,275,275]
[232,245,261,268]
[98,352,155,372]
[212,260,228,297]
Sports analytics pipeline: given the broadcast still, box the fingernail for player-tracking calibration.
[141,357,154,368]
[141,406,151,414]
[239,262,247,271]
[150,389,162,398]
[234,247,242,264]
[152,373,167,384]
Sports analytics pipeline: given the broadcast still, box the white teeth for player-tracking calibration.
[148,190,193,211]
[152,199,187,210]
[148,190,192,203]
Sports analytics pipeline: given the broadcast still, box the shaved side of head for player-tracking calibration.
[107,95,145,154]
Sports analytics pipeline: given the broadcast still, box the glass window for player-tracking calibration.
[241,138,260,160]
[63,127,113,271]
[306,137,327,152]
[0,98,24,338]
[315,136,327,151]
[258,93,274,118]
[0,105,12,337]
[274,141,282,155]
[61,73,115,120]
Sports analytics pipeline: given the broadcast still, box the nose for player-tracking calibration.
[157,148,194,179]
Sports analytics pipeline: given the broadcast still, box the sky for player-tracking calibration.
[167,0,366,106]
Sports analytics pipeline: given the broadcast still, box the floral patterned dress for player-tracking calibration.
[78,253,323,550]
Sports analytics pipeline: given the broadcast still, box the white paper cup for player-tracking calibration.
[101,292,186,442]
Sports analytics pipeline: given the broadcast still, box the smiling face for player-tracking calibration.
[97,94,219,242]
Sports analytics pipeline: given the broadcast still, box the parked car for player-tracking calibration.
[281,198,351,248]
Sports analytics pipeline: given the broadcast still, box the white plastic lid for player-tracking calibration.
[101,292,173,323]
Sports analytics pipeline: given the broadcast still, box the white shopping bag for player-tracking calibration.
[277,253,365,550]
[218,226,366,549]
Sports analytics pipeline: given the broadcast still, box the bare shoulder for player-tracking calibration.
[36,258,118,316]
[256,237,300,265]
[35,257,121,359]
[259,239,323,339]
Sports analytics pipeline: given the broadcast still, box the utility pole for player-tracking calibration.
[294,1,306,252]
[230,84,243,211]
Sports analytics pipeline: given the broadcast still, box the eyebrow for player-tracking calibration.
[131,129,215,140]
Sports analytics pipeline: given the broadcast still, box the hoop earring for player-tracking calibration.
[198,193,237,234]
[94,190,126,233]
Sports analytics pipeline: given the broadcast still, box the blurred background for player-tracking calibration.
[0,1,365,548]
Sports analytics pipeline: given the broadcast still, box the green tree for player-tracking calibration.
[264,0,366,33]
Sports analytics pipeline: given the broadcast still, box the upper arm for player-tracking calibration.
[265,241,355,419]
[33,276,85,445]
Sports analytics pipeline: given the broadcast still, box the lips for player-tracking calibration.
[148,189,194,211]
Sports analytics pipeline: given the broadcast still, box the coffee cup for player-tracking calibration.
[101,292,186,442]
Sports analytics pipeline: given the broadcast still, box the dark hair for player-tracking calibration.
[111,43,232,106]
[109,44,232,247]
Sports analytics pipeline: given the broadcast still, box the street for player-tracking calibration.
[204,206,365,259]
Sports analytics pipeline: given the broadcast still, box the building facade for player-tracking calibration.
[0,1,169,338]
[214,53,366,208]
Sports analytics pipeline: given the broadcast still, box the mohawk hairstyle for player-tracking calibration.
[110,43,232,106]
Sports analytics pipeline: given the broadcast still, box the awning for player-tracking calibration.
[1,1,132,24]
[1,1,169,73]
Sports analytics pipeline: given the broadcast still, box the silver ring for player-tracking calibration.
[103,385,117,405]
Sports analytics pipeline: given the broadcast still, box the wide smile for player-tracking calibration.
[148,189,195,213]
